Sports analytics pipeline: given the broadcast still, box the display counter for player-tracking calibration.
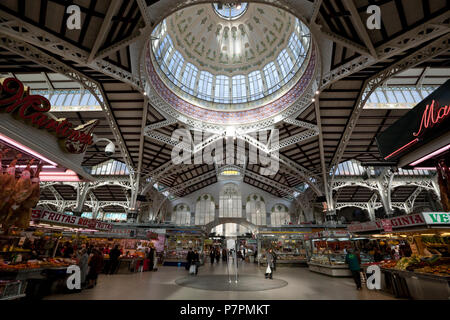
[381,268,450,300]
[308,253,352,277]
[257,232,308,267]
[308,262,352,277]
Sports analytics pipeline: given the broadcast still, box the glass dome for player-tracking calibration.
[146,3,317,125]
[212,2,248,20]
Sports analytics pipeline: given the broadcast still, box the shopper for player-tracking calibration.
[186,249,193,270]
[345,249,362,290]
[78,248,89,289]
[215,248,220,263]
[265,249,275,279]
[149,246,156,271]
[210,249,215,265]
[192,250,200,275]
[222,248,227,262]
[272,250,277,271]
[109,244,121,275]
[254,249,258,263]
[87,249,104,289]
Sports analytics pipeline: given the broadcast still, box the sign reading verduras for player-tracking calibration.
[422,212,450,225]
[376,79,450,161]
[31,208,113,231]
[0,77,98,154]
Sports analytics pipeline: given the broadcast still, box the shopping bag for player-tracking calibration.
[266,265,271,274]
[189,264,196,274]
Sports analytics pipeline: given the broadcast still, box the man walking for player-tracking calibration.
[345,248,362,290]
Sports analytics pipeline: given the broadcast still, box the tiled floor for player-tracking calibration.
[46,261,396,300]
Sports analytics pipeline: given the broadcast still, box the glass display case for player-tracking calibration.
[257,233,307,266]
[163,231,204,266]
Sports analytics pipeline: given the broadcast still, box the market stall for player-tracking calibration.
[164,228,205,266]
[349,212,450,299]
[307,230,354,277]
[257,231,308,267]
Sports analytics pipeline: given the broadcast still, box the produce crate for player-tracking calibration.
[0,280,26,300]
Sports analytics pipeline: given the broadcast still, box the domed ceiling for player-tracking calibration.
[167,3,295,76]
[145,2,317,128]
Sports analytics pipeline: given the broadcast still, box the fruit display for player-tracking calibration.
[380,260,397,269]
[0,258,75,271]
[414,265,450,276]
[395,255,421,270]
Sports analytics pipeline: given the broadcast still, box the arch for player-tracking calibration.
[270,203,290,227]
[172,203,191,225]
[245,193,266,226]
[219,183,242,218]
[205,217,257,235]
[195,194,215,225]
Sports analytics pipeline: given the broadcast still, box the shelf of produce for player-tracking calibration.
[381,268,450,300]
[307,262,352,277]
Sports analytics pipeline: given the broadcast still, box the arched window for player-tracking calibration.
[195,194,215,225]
[232,75,247,103]
[212,223,249,237]
[167,50,184,83]
[214,75,230,103]
[270,204,290,227]
[263,62,280,95]
[246,194,266,226]
[181,63,198,95]
[198,71,213,101]
[219,183,242,218]
[277,49,294,83]
[248,70,264,100]
[172,203,191,225]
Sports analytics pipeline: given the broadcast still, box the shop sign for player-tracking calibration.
[376,79,450,161]
[0,77,98,154]
[381,219,393,232]
[422,212,450,225]
[347,213,426,232]
[31,208,113,231]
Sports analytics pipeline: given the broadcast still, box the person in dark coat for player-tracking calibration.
[109,245,121,274]
[192,250,200,275]
[148,247,155,271]
[215,248,220,263]
[222,248,227,261]
[186,249,193,270]
[210,249,215,265]
[87,249,104,288]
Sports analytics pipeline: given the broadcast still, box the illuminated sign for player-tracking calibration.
[0,78,98,154]
[376,80,450,161]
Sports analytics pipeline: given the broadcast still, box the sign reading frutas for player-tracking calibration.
[0,78,98,154]
[31,208,113,231]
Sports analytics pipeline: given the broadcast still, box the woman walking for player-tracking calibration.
[265,249,275,279]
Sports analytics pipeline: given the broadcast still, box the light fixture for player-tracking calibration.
[39,170,81,182]
[413,167,437,170]
[143,91,147,96]
[409,143,450,166]
[315,90,320,95]
[0,132,58,166]
[312,98,315,102]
